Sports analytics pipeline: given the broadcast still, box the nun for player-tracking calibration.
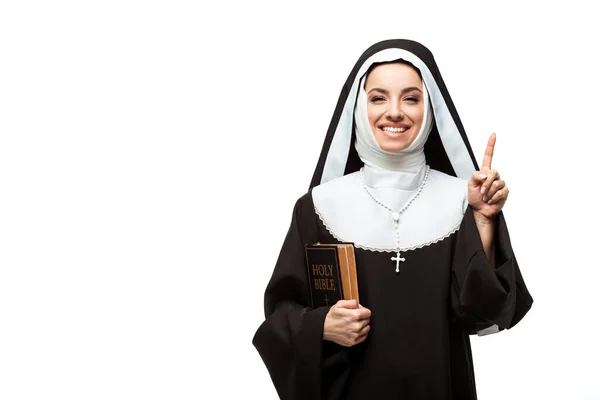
[252,39,533,400]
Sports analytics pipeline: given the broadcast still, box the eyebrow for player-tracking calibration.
[368,86,423,95]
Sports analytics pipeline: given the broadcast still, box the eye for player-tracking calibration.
[370,96,386,103]
[405,96,420,103]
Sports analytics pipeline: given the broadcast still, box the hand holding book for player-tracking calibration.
[323,299,371,347]
[304,242,368,346]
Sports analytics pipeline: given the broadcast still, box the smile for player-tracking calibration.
[381,127,407,133]
[379,126,410,138]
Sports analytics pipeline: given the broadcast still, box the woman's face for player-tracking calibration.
[365,63,425,152]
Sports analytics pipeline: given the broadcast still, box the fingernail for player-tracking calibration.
[483,196,488,202]
[479,174,487,179]
[480,186,487,194]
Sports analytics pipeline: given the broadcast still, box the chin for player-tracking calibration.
[377,140,410,153]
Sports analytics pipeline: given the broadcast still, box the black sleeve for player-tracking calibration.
[252,194,350,400]
[450,206,534,334]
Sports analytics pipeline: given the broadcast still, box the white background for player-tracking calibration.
[1,1,598,399]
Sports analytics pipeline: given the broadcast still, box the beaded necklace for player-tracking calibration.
[359,165,431,273]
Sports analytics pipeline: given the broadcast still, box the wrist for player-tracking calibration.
[323,308,332,341]
[472,209,496,226]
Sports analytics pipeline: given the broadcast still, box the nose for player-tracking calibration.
[386,102,404,120]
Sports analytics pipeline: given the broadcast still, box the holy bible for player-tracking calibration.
[304,243,359,308]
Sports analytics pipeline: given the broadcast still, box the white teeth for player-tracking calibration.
[382,127,407,133]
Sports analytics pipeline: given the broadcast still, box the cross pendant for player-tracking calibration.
[391,251,405,273]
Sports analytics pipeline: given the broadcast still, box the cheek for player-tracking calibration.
[409,106,425,125]
[367,108,379,127]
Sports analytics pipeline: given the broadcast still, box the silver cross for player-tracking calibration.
[391,251,406,273]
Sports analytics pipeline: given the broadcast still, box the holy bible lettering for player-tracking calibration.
[312,264,337,291]
[304,243,359,308]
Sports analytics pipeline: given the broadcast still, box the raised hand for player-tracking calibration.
[468,133,509,220]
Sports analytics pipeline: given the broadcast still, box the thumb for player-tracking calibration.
[335,299,359,309]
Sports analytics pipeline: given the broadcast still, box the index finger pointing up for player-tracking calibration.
[482,133,496,169]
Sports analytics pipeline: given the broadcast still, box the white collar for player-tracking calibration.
[362,162,427,190]
[312,168,468,252]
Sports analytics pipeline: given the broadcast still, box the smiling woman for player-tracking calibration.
[252,39,533,400]
[364,62,426,153]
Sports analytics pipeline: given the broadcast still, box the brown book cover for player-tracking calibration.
[304,243,359,308]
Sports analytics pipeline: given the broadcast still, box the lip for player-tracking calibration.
[378,126,410,138]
